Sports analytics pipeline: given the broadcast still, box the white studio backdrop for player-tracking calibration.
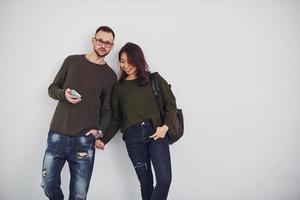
[0,0,300,199]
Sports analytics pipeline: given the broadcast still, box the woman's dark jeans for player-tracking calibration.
[123,121,172,200]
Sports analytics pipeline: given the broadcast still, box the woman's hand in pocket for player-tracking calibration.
[149,125,169,140]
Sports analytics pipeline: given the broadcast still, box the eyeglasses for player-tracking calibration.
[94,38,113,48]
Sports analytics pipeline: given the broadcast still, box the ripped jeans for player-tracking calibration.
[123,121,172,200]
[41,130,95,200]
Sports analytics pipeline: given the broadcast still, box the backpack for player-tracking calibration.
[150,72,184,144]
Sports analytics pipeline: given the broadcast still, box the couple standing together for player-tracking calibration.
[41,26,177,200]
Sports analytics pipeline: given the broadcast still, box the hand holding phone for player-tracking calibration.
[71,89,81,98]
[65,88,82,104]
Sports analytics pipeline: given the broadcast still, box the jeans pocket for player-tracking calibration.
[78,135,95,145]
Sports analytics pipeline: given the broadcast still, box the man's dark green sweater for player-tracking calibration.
[102,73,177,144]
[48,55,117,136]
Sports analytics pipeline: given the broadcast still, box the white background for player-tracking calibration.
[1,0,300,199]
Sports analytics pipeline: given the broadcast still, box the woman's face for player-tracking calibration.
[120,52,137,78]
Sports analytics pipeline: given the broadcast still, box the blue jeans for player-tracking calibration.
[41,130,95,200]
[123,121,172,200]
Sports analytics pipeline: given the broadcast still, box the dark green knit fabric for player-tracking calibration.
[102,73,177,144]
[48,55,117,136]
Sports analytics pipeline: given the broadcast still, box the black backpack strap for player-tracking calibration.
[150,72,159,96]
[150,72,165,121]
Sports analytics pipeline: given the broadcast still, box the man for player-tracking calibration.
[41,26,116,200]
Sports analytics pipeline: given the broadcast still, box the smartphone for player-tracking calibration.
[71,89,81,98]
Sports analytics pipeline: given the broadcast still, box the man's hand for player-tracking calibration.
[65,88,81,104]
[95,139,105,150]
[85,129,102,138]
[149,125,169,140]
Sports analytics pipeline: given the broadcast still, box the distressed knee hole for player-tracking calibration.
[76,152,89,159]
[134,162,147,170]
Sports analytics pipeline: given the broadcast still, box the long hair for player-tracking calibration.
[119,42,150,86]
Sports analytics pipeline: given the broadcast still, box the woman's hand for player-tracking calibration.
[149,125,169,140]
[95,139,105,150]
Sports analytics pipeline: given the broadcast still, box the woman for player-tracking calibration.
[100,42,177,200]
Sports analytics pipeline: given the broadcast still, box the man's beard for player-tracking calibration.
[94,47,110,58]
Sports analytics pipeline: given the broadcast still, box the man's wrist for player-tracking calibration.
[96,130,104,139]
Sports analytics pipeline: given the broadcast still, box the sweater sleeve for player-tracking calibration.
[101,83,122,144]
[48,56,70,101]
[157,73,177,128]
[98,74,117,133]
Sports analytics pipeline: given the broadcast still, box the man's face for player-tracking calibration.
[92,30,114,58]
